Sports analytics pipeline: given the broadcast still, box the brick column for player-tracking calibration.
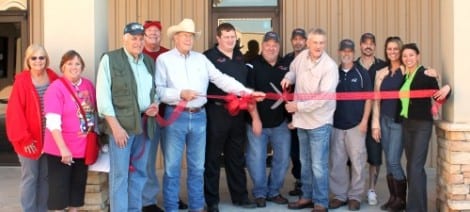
[436,121,470,211]
[79,172,109,211]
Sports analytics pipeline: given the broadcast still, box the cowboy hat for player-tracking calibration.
[167,18,201,38]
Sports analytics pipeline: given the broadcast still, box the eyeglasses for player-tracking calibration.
[30,56,45,61]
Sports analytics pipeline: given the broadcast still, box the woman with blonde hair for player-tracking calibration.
[6,44,58,212]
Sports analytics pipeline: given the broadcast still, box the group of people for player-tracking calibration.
[6,17,451,212]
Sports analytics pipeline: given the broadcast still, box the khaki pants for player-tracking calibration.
[329,125,367,202]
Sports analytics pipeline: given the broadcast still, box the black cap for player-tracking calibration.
[291,28,307,39]
[339,39,355,51]
[123,22,144,35]
[263,31,280,43]
[360,32,376,44]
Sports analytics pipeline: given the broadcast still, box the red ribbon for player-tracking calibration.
[152,89,444,126]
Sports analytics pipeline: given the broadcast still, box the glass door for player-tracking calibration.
[209,0,281,55]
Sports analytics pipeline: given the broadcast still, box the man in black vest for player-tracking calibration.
[96,22,159,212]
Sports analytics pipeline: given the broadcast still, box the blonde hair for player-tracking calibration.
[23,44,50,70]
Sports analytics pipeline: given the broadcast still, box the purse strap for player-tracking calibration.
[59,77,91,132]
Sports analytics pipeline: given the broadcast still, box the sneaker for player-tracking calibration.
[367,189,378,205]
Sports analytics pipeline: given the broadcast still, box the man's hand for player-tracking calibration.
[280,78,291,90]
[372,128,381,142]
[145,103,159,117]
[111,124,129,148]
[287,122,296,130]
[251,118,262,136]
[251,91,266,102]
[358,121,367,134]
[285,101,298,113]
[180,89,199,101]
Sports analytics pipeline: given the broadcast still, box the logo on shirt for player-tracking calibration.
[278,65,288,71]
[216,57,226,63]
[351,78,358,83]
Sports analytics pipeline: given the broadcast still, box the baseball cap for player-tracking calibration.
[263,31,280,43]
[360,32,376,44]
[291,28,307,39]
[339,39,355,51]
[144,20,162,31]
[123,22,144,35]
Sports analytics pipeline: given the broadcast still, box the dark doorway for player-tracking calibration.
[0,10,28,166]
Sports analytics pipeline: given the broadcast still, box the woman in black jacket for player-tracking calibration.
[399,43,451,212]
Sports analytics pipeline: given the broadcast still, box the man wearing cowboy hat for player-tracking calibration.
[141,20,188,212]
[155,18,264,212]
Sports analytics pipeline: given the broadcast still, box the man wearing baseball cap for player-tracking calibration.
[282,28,307,197]
[329,39,372,211]
[245,31,291,207]
[96,22,159,211]
[355,32,387,206]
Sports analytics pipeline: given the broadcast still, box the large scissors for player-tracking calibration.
[270,82,287,109]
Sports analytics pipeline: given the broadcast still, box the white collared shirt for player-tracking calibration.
[155,48,252,107]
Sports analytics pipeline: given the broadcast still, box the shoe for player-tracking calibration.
[255,197,266,208]
[347,199,361,211]
[207,204,219,212]
[367,189,378,205]
[328,198,346,209]
[142,204,164,212]
[233,199,257,209]
[288,198,315,209]
[266,194,288,204]
[289,180,303,196]
[178,199,188,209]
[311,204,328,212]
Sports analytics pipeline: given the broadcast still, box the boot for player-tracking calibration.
[380,174,395,210]
[388,178,406,211]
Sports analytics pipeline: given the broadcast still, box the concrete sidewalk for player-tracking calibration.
[0,166,436,211]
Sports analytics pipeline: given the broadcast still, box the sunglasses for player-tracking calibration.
[31,56,45,61]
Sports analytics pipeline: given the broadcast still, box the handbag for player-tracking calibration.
[59,78,99,165]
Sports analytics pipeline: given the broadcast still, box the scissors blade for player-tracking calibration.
[270,99,284,109]
[269,82,283,95]
[269,82,285,109]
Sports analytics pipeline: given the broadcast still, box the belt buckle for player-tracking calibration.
[187,107,200,113]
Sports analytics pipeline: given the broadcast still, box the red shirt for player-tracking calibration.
[6,69,58,159]
[143,46,169,61]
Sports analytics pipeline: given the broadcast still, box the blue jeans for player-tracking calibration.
[162,108,206,212]
[380,115,405,180]
[246,121,291,198]
[108,131,150,212]
[298,124,331,208]
[142,124,161,206]
[18,155,48,212]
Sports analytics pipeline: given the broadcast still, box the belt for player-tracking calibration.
[167,105,204,113]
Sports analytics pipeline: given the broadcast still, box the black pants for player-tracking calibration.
[204,103,250,206]
[403,119,433,212]
[290,128,301,179]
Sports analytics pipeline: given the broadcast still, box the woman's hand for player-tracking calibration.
[251,118,262,136]
[24,142,37,154]
[433,84,451,101]
[59,146,73,165]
